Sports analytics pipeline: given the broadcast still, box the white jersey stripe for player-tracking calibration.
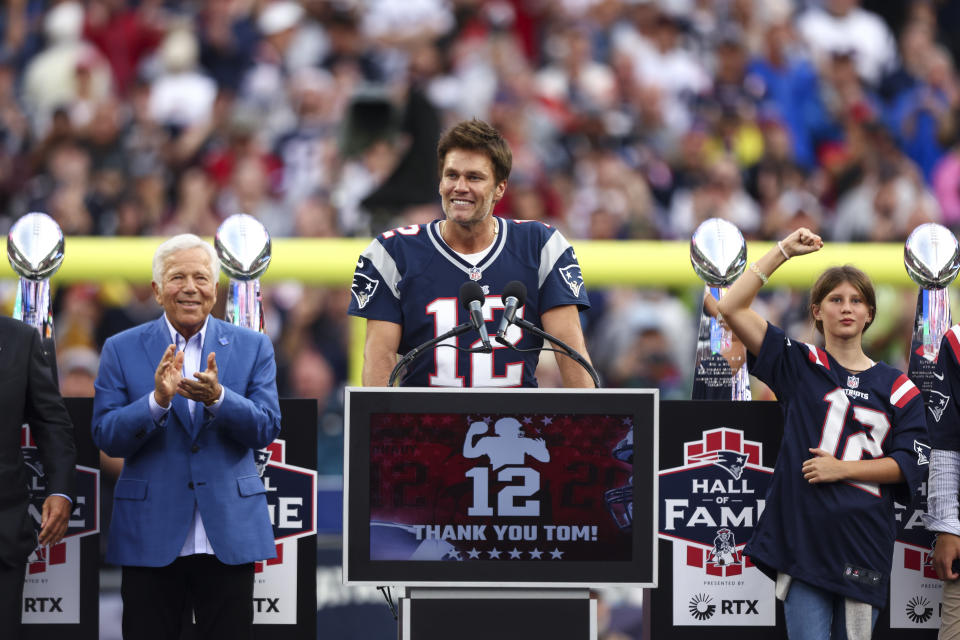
[803,343,825,367]
[365,240,402,299]
[538,230,572,288]
[890,377,917,406]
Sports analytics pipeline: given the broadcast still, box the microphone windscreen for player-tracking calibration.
[501,281,527,306]
[459,281,486,309]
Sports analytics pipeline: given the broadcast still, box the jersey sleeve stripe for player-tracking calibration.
[947,325,960,363]
[803,343,830,369]
[538,230,573,288]
[365,240,402,299]
[891,375,920,408]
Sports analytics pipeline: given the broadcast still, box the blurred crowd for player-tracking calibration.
[2,0,959,473]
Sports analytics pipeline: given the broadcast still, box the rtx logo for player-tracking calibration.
[722,599,759,615]
[906,596,934,624]
[24,597,63,613]
[688,594,715,620]
[253,598,279,613]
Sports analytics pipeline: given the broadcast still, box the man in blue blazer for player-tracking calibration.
[92,234,281,640]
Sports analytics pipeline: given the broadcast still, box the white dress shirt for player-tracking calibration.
[147,315,225,556]
[924,449,960,537]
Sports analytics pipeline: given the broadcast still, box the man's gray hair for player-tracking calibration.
[152,234,220,284]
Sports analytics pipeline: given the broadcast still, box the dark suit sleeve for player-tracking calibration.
[25,328,77,500]
[205,332,281,449]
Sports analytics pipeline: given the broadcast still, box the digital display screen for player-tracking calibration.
[344,389,657,586]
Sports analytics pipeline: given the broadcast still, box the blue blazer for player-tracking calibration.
[92,316,281,567]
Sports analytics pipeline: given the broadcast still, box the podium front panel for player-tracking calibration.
[344,388,658,587]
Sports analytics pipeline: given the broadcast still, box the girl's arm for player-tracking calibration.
[802,449,905,484]
[716,227,823,356]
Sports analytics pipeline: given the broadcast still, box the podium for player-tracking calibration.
[343,388,658,639]
[399,588,594,640]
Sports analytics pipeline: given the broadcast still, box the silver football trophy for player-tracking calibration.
[904,223,960,392]
[7,212,65,336]
[690,218,749,400]
[215,214,271,332]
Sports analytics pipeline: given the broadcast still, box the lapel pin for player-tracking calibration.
[219,336,229,346]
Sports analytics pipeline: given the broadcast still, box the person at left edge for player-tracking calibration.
[348,118,593,388]
[0,316,76,640]
[92,234,281,640]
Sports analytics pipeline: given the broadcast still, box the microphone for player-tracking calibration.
[459,281,493,353]
[496,281,527,343]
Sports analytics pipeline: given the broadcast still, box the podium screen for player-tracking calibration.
[344,388,657,586]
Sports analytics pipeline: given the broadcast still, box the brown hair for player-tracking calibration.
[437,119,512,184]
[809,265,877,334]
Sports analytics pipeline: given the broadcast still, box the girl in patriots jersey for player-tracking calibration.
[716,227,928,640]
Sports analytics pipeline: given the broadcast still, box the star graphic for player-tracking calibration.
[550,548,564,559]
[482,416,493,424]
[488,547,501,559]
[529,548,543,559]
[365,282,373,292]
[467,548,481,559]
[509,548,522,559]
[623,417,633,426]
[522,416,533,424]
[543,417,553,425]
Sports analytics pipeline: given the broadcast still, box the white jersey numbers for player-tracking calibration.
[819,388,892,496]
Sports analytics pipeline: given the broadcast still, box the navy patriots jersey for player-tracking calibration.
[347,217,590,387]
[927,325,960,450]
[744,323,928,608]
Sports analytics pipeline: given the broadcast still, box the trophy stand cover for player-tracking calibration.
[215,215,318,638]
[9,213,101,639]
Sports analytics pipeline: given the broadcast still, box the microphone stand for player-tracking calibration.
[498,317,602,388]
[388,322,491,387]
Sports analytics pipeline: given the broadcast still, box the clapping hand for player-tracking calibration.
[154,344,184,407]
[178,352,223,406]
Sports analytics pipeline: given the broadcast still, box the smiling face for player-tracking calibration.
[438,148,507,228]
[152,246,217,339]
[812,281,874,340]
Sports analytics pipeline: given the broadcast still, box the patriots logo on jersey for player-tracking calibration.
[351,273,379,309]
[927,390,950,423]
[560,264,584,297]
[914,440,930,465]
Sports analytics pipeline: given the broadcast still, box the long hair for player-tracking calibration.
[809,265,876,334]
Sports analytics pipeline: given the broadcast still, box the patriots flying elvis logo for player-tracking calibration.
[927,390,950,423]
[351,273,379,309]
[559,264,584,297]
